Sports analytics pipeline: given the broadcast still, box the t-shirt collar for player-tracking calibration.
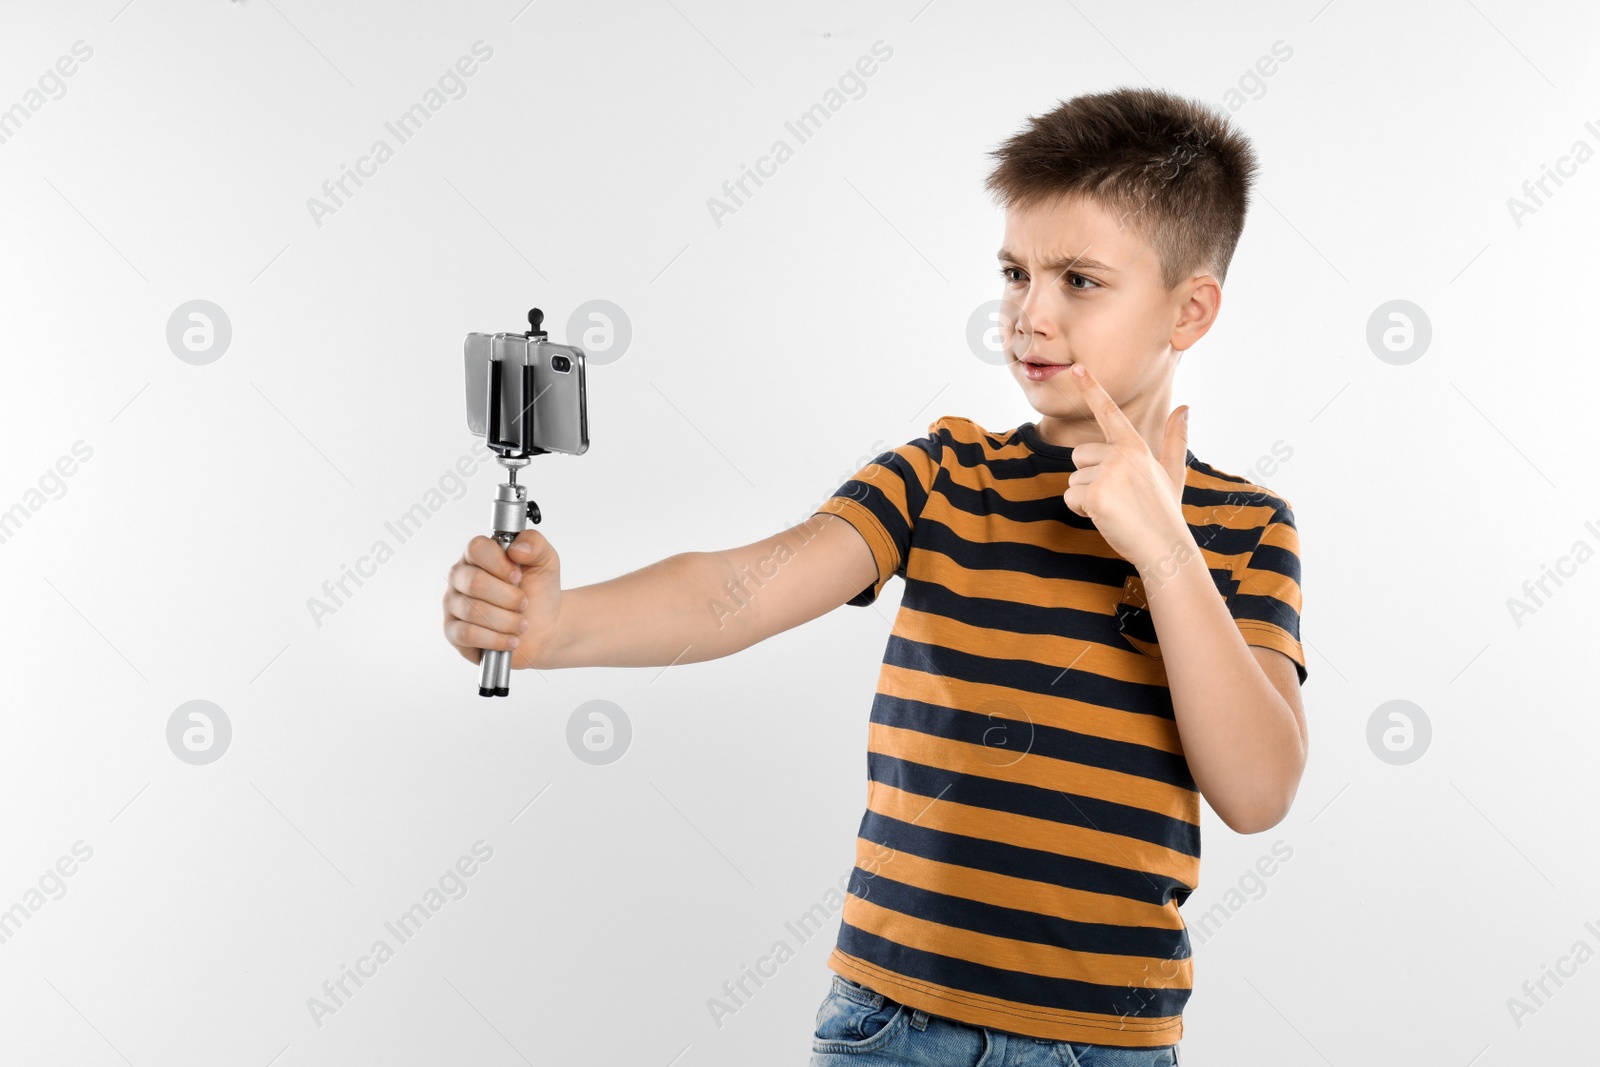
[1018,420,1196,470]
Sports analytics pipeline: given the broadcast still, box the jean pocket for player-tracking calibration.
[1071,1043,1180,1067]
[811,984,907,1054]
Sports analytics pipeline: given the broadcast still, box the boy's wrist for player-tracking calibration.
[1133,523,1203,595]
[514,594,579,671]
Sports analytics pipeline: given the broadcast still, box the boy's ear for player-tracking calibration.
[1171,274,1221,353]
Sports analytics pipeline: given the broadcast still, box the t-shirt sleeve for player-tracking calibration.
[1227,502,1307,685]
[811,426,943,607]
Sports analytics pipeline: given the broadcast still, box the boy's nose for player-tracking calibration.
[1012,317,1056,358]
[1015,295,1057,339]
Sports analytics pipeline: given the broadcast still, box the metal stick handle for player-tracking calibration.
[478,530,517,697]
[478,478,534,698]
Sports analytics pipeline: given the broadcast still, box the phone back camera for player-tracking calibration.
[551,355,571,373]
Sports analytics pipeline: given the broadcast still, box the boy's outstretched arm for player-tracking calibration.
[442,513,878,672]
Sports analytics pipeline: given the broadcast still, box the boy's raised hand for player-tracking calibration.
[442,529,563,670]
[1061,363,1192,573]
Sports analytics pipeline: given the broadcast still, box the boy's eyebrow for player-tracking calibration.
[996,247,1121,275]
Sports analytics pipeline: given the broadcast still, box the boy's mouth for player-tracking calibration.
[1019,357,1072,382]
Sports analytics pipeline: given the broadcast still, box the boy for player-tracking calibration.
[441,86,1307,1064]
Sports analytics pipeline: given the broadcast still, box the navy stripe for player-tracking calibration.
[903,553,1238,640]
[935,477,1092,529]
[932,465,1282,532]
[916,495,1273,568]
[837,920,1191,1021]
[882,635,1176,720]
[838,477,914,557]
[1185,520,1272,557]
[865,753,1200,860]
[872,694,1197,791]
[907,568,1130,635]
[1184,484,1288,515]
[1231,593,1299,636]
[848,868,1192,960]
[913,518,1124,581]
[860,809,1194,908]
[1243,541,1300,581]
[942,432,1070,480]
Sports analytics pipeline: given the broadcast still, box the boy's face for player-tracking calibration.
[996,194,1216,447]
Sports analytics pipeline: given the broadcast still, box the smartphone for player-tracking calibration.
[464,331,589,455]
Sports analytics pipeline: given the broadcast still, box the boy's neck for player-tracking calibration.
[1032,383,1178,457]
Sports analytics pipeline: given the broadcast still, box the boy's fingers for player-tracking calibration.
[445,617,521,654]
[1070,364,1138,446]
[1068,441,1110,469]
[448,559,527,612]
[446,591,526,636]
[465,534,522,585]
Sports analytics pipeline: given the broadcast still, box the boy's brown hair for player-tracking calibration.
[984,86,1259,290]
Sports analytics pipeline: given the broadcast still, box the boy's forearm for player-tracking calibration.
[524,551,757,670]
[1140,536,1306,833]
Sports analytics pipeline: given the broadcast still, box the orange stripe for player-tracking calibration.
[883,605,1170,689]
[923,494,1125,560]
[873,662,1182,754]
[1237,524,1302,607]
[831,948,1184,1040]
[864,781,1198,886]
[908,544,1123,613]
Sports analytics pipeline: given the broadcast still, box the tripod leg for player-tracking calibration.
[479,649,507,697]
[477,500,523,698]
[494,647,512,695]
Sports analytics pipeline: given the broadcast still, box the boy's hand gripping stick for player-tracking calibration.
[479,456,541,696]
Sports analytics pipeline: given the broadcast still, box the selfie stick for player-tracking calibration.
[478,309,548,698]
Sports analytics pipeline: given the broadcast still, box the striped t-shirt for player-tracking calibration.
[810,414,1306,1048]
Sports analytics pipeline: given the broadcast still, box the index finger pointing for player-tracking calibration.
[1069,363,1138,445]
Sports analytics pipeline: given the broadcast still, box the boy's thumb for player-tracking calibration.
[508,530,553,566]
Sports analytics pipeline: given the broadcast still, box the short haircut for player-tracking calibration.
[984,86,1259,289]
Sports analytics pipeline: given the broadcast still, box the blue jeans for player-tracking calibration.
[810,975,1181,1066]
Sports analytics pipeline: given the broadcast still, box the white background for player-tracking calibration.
[2,0,1597,1063]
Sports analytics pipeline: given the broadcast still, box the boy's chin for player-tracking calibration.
[1028,407,1079,422]
[1011,378,1077,411]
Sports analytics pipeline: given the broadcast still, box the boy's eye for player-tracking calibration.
[997,266,1099,290]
